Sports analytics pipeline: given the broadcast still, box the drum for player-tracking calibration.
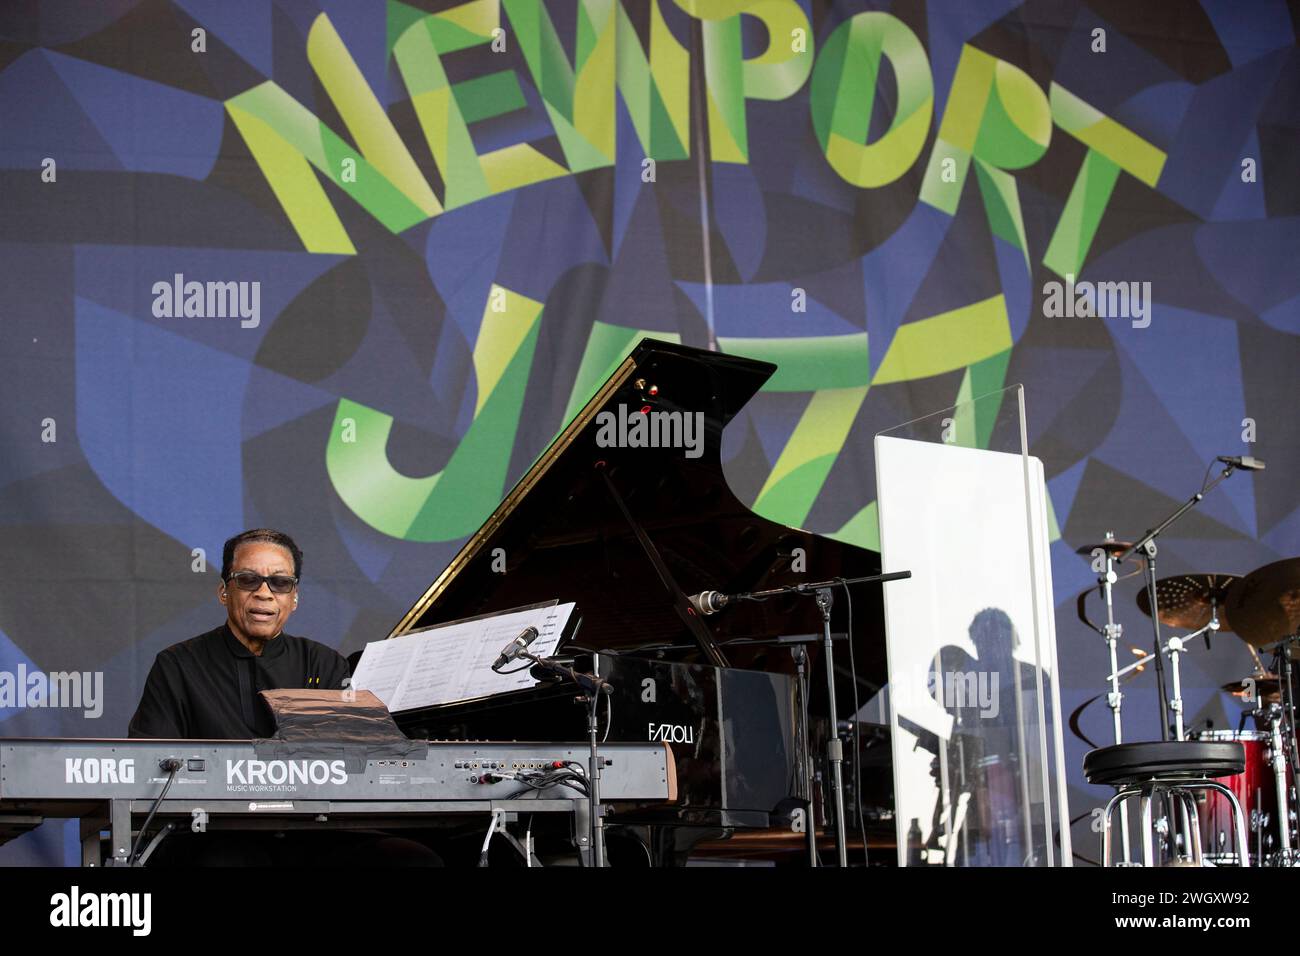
[1190,729,1289,864]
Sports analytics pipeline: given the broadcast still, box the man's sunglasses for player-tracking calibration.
[225,571,299,594]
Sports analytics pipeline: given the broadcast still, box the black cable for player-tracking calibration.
[492,661,534,675]
[135,823,176,867]
[515,773,576,791]
[129,763,179,865]
[631,831,653,866]
[1198,457,1217,495]
[509,782,556,799]
[586,641,681,656]
[558,775,590,796]
[506,769,590,800]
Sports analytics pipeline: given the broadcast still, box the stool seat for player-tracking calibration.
[1084,740,1245,787]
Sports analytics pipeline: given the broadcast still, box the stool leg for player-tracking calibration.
[1176,790,1203,865]
[1197,781,1250,868]
[1102,789,1137,867]
[1102,802,1113,868]
[1139,790,1156,866]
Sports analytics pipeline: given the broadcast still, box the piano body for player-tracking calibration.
[388,338,891,862]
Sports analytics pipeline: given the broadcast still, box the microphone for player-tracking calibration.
[687,590,731,616]
[1217,456,1266,470]
[492,626,539,670]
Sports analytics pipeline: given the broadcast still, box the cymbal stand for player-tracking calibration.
[1262,702,1293,859]
[1096,532,1132,860]
[1167,636,1189,741]
[1167,600,1221,741]
[518,651,612,867]
[1169,610,1217,858]
[1280,637,1300,781]
[1166,604,1219,741]
[1271,637,1299,860]
[1110,615,1217,861]
[1107,616,1216,743]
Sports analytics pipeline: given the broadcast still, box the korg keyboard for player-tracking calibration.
[0,738,675,866]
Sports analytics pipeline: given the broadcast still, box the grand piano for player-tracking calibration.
[385,338,892,864]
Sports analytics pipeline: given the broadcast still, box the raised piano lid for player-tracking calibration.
[387,338,886,694]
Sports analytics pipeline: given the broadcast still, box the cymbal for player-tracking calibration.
[1224,558,1300,648]
[1076,540,1134,558]
[1135,573,1236,632]
[1220,674,1281,699]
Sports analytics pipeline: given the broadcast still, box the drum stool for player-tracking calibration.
[1084,740,1249,866]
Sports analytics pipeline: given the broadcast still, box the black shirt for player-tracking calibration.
[128,624,351,739]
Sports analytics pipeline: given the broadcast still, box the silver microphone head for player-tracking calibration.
[509,626,539,659]
[688,591,727,615]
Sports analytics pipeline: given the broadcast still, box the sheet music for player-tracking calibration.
[350,602,575,712]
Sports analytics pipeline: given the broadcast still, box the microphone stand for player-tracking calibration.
[792,639,817,867]
[517,650,612,868]
[1115,462,1240,741]
[1116,462,1243,863]
[816,586,850,867]
[731,571,911,866]
[728,570,912,604]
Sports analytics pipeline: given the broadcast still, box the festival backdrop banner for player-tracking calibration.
[0,0,1296,864]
